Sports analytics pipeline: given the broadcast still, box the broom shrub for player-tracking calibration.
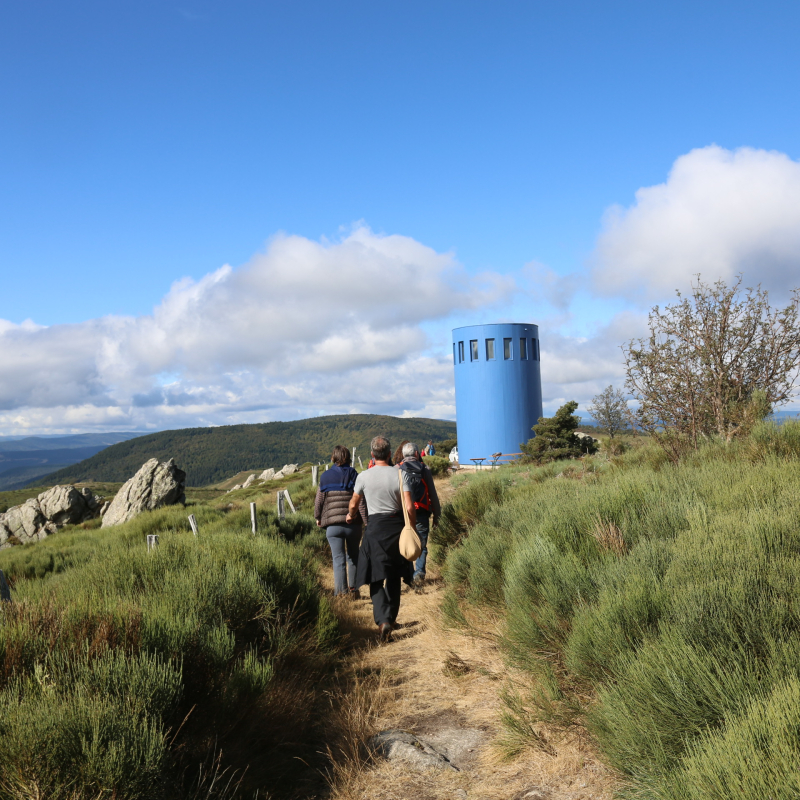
[440,423,800,798]
[0,490,335,799]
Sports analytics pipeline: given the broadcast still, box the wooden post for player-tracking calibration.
[277,490,285,520]
[0,569,11,603]
[358,456,364,470]
[188,514,199,536]
[312,465,319,487]
[284,489,297,514]
[147,534,160,551]
[250,502,257,535]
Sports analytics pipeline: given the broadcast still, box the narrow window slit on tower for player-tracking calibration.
[504,338,513,360]
[520,338,528,360]
[458,341,465,362]
[486,338,495,360]
[470,340,479,361]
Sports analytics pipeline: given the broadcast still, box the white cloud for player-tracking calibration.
[537,310,646,412]
[0,226,511,434]
[593,146,800,302]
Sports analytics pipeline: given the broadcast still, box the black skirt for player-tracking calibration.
[355,511,414,588]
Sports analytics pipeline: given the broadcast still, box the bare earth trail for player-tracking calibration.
[321,483,619,800]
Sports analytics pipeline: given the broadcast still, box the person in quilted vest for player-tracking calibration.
[315,445,366,597]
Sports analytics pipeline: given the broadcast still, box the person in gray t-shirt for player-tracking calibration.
[353,464,413,517]
[348,436,416,642]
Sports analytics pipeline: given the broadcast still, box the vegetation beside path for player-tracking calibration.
[435,421,800,800]
[4,421,799,799]
[0,470,337,800]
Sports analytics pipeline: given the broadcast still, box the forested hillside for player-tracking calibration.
[38,414,456,487]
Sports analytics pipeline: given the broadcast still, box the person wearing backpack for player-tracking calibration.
[397,441,441,587]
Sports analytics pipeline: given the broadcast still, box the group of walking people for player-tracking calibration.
[314,436,441,642]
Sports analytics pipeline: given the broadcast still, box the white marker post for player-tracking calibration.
[277,491,286,520]
[147,534,160,551]
[358,456,364,470]
[284,489,297,514]
[312,465,319,487]
[188,515,199,536]
[250,502,257,535]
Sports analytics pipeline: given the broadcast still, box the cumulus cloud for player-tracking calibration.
[593,146,800,302]
[0,226,511,434]
[537,310,646,412]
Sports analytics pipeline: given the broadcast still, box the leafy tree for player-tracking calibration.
[623,277,800,455]
[436,438,458,454]
[520,401,597,464]
[587,385,628,438]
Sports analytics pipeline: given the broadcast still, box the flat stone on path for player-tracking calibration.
[370,729,458,772]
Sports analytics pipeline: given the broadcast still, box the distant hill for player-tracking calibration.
[0,432,143,491]
[36,415,457,487]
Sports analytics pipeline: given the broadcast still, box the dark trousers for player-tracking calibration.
[369,570,402,626]
[414,512,430,579]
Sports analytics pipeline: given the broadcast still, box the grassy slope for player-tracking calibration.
[0,471,334,799]
[37,414,457,487]
[436,422,800,800]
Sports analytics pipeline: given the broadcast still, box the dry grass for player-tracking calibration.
[319,556,620,800]
[590,518,627,556]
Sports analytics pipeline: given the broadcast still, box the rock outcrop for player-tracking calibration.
[0,485,103,546]
[242,474,257,489]
[101,458,186,528]
[258,468,275,481]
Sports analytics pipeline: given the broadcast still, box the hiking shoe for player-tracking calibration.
[379,622,393,643]
[348,587,361,600]
[412,575,425,591]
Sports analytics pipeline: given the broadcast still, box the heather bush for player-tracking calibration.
[439,423,800,798]
[0,485,335,799]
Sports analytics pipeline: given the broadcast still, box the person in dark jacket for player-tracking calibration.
[397,442,441,586]
[315,445,365,597]
[347,436,416,642]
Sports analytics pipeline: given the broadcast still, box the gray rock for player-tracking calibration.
[0,484,103,545]
[38,485,101,527]
[0,499,55,543]
[282,464,298,475]
[369,730,457,772]
[242,474,257,489]
[258,468,275,481]
[101,458,186,528]
[418,728,485,768]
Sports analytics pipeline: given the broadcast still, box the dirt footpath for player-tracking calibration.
[323,567,619,800]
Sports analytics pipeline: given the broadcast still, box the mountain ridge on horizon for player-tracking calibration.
[36,414,458,488]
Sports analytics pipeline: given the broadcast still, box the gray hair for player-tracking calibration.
[370,436,391,461]
[402,442,418,458]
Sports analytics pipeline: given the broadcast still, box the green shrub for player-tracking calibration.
[439,433,800,798]
[431,471,509,557]
[0,499,336,799]
[423,455,451,476]
[659,676,800,800]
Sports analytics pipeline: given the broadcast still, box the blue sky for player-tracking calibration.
[2,1,800,433]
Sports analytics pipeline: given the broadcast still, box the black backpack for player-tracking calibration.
[400,463,432,512]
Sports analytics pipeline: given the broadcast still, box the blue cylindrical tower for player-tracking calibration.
[452,323,542,463]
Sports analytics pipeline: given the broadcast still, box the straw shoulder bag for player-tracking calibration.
[398,470,422,561]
